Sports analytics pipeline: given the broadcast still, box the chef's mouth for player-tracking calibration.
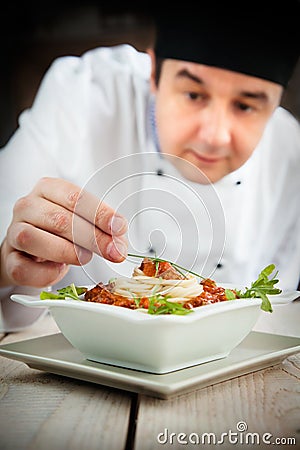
[185,148,226,164]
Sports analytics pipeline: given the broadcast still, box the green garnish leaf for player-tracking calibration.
[40,284,87,301]
[134,297,141,307]
[39,291,65,300]
[147,294,193,315]
[236,264,281,313]
[225,289,237,300]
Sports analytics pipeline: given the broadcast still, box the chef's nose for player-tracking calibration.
[197,106,231,147]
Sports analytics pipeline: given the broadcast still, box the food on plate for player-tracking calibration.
[40,256,282,314]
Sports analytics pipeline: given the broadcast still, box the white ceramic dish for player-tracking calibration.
[11,293,264,374]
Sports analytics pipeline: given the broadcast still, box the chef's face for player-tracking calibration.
[148,50,283,184]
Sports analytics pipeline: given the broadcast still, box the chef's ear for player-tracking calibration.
[146,48,158,93]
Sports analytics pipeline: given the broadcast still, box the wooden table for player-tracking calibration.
[1,303,300,450]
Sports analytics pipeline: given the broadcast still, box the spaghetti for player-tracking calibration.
[113,269,203,303]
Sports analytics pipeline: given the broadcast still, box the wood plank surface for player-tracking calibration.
[0,314,132,450]
[134,354,300,449]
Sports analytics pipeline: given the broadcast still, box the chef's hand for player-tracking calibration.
[0,177,128,288]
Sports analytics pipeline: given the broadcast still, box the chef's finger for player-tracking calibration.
[5,250,70,287]
[31,177,128,236]
[12,198,128,261]
[7,222,93,265]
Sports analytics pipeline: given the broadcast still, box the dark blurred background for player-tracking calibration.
[0,3,155,147]
[1,3,299,147]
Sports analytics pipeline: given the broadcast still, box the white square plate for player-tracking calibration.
[1,331,299,399]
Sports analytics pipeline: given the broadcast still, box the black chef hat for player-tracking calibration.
[153,1,300,87]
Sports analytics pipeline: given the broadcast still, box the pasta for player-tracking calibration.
[112,268,203,303]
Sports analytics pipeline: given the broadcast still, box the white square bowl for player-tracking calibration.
[10,294,263,374]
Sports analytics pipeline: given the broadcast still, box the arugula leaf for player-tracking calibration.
[147,294,193,315]
[133,297,142,307]
[40,284,87,301]
[236,264,281,313]
[225,289,237,300]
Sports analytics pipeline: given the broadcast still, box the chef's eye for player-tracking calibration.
[185,92,205,101]
[234,101,254,112]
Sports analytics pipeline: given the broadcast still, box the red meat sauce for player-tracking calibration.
[84,259,233,311]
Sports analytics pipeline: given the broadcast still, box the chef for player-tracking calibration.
[0,4,299,330]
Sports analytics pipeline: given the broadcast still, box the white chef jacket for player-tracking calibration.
[0,44,300,331]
